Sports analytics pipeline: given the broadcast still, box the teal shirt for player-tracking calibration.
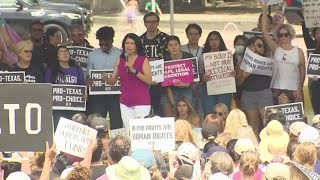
[87,47,122,71]
[145,2,159,12]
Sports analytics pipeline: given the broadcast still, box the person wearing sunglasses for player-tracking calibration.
[87,26,123,130]
[261,2,306,105]
[236,36,273,136]
[11,40,44,83]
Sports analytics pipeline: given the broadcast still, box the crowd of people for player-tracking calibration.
[0,0,320,179]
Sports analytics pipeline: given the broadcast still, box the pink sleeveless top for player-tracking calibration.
[118,55,150,107]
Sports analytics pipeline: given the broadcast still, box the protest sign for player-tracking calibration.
[168,151,179,173]
[54,117,97,158]
[0,83,53,151]
[240,48,274,76]
[302,0,320,28]
[0,71,25,83]
[307,49,315,57]
[307,54,320,77]
[109,128,127,139]
[292,161,320,180]
[89,70,121,95]
[265,102,304,127]
[243,31,275,40]
[52,84,87,111]
[150,59,164,83]
[203,51,236,95]
[67,46,93,71]
[186,57,200,82]
[259,0,283,5]
[162,59,194,87]
[129,117,175,151]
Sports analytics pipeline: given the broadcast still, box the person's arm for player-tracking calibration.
[167,87,175,107]
[294,48,306,102]
[0,25,17,53]
[302,21,315,49]
[145,2,149,11]
[79,139,97,168]
[261,3,278,52]
[39,142,56,180]
[127,57,152,85]
[156,3,163,15]
[102,59,119,85]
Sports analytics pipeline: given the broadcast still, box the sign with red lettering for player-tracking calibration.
[54,117,97,158]
[203,51,236,95]
[162,59,194,87]
[265,102,304,127]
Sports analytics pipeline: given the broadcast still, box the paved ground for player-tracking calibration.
[88,0,315,122]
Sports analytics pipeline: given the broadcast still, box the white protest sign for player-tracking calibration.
[54,117,97,158]
[303,0,320,28]
[203,51,236,95]
[240,48,274,76]
[129,117,175,151]
[109,128,127,139]
[259,0,283,5]
[149,59,164,83]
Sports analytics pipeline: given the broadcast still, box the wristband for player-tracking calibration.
[132,69,138,75]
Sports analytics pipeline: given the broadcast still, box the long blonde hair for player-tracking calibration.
[174,97,200,128]
[224,109,249,138]
[175,119,198,147]
[293,142,317,171]
[235,126,258,146]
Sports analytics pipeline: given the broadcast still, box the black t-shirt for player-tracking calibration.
[11,63,44,83]
[32,44,46,65]
[242,74,271,91]
[140,31,169,61]
[44,44,58,67]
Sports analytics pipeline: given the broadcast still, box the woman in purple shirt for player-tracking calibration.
[45,46,85,129]
[104,33,152,129]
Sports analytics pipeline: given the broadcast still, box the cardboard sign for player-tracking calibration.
[0,71,25,83]
[292,161,320,180]
[52,84,87,111]
[150,59,164,83]
[68,46,93,71]
[203,51,236,95]
[265,102,304,127]
[243,31,275,40]
[303,0,320,28]
[240,48,274,76]
[109,128,127,139]
[89,70,121,95]
[307,54,320,77]
[0,83,53,151]
[162,59,194,87]
[54,117,97,158]
[129,117,175,151]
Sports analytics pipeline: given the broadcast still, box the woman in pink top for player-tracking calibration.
[232,151,264,180]
[104,33,152,129]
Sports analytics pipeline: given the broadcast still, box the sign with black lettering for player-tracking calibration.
[307,54,320,77]
[54,117,97,158]
[0,71,25,83]
[307,49,315,57]
[67,46,93,71]
[243,31,275,40]
[149,59,164,83]
[89,70,121,95]
[52,85,87,111]
[265,102,304,127]
[109,128,127,139]
[0,83,53,151]
[130,117,175,151]
[302,0,320,28]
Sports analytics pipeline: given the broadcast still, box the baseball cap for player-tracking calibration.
[7,172,30,180]
[90,117,108,130]
[298,126,320,145]
[289,121,308,136]
[234,138,256,155]
[201,122,220,140]
[131,149,156,169]
[313,114,320,124]
[174,164,194,180]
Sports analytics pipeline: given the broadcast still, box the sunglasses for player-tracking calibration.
[278,33,290,38]
[213,111,223,116]
[23,50,33,54]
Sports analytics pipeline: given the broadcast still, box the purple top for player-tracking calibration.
[44,66,85,85]
[118,55,150,107]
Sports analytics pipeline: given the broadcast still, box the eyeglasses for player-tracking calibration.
[23,50,33,54]
[278,33,290,38]
[31,28,43,32]
[213,111,223,116]
[144,20,158,24]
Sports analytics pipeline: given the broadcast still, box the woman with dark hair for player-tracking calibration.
[161,36,194,117]
[200,31,232,116]
[236,36,273,136]
[104,33,152,129]
[45,45,85,129]
[174,96,200,128]
[44,27,62,67]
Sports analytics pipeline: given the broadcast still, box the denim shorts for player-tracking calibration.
[241,88,273,110]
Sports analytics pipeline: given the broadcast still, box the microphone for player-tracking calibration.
[124,53,129,73]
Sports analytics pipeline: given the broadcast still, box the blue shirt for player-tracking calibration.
[87,47,122,72]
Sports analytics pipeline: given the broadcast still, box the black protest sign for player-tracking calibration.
[52,84,87,111]
[243,31,275,40]
[182,57,199,82]
[68,46,93,70]
[0,71,25,83]
[89,70,121,95]
[265,102,304,127]
[307,54,320,77]
[307,49,315,57]
[0,83,53,151]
